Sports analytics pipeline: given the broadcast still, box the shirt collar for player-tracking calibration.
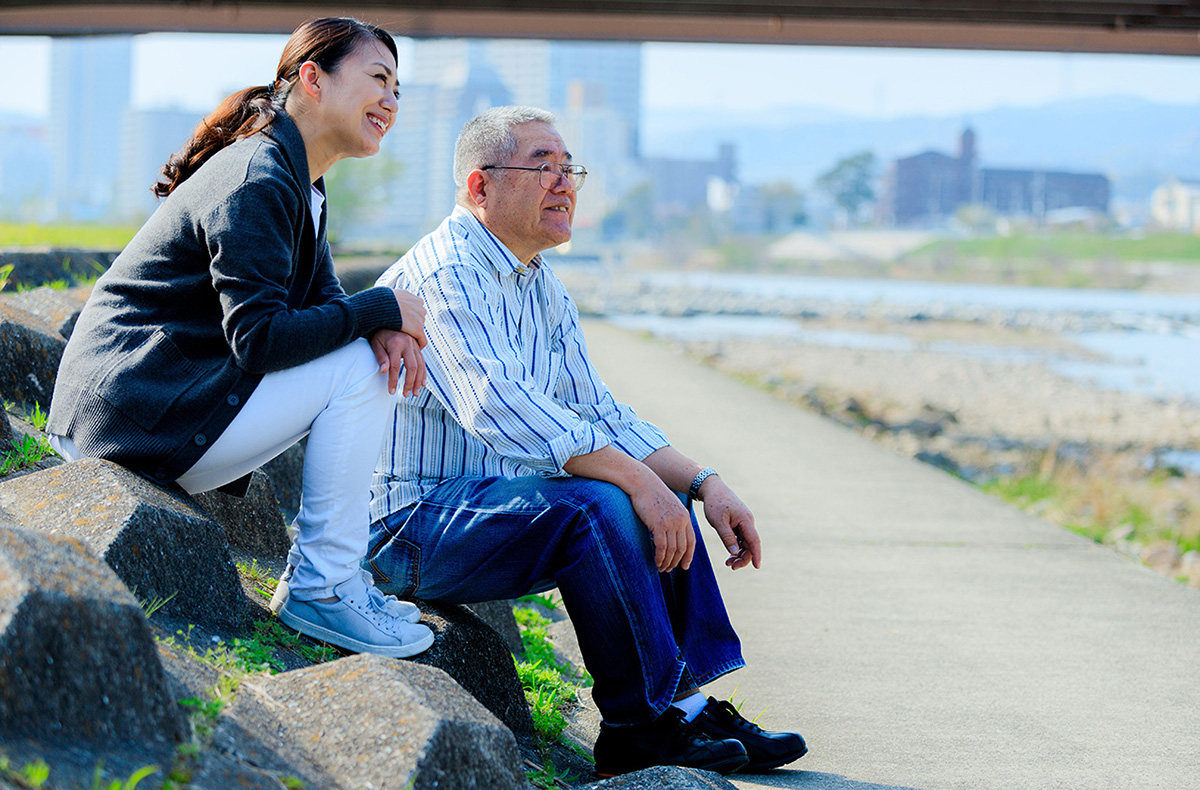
[451,205,542,277]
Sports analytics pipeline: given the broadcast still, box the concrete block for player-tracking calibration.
[0,458,250,629]
[0,523,186,744]
[0,301,66,407]
[213,653,524,790]
[4,285,91,340]
[0,249,116,290]
[415,601,535,741]
[0,405,13,449]
[464,598,523,654]
[191,469,291,562]
[578,765,738,789]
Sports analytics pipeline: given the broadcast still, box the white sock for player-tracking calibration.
[670,691,708,722]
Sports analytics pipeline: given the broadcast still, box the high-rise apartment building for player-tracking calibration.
[50,36,133,221]
[386,38,642,246]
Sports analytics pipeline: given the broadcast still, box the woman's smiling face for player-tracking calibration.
[306,36,400,169]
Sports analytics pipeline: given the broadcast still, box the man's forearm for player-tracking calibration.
[563,444,663,495]
[641,446,720,501]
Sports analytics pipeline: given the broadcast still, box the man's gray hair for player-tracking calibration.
[454,105,556,204]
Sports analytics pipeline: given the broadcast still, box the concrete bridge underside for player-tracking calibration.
[1,0,1199,56]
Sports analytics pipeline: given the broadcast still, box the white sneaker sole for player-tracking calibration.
[269,575,422,623]
[278,605,435,659]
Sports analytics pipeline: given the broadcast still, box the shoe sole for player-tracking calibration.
[594,752,749,778]
[277,607,435,658]
[745,744,808,772]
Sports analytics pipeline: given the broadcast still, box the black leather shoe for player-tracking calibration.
[593,706,750,777]
[692,697,807,771]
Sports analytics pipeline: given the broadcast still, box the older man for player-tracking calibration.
[367,106,806,777]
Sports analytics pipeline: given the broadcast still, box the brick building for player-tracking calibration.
[881,128,1109,227]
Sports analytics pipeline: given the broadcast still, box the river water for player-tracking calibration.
[601,270,1200,407]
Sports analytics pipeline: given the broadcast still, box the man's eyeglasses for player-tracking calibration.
[480,162,587,191]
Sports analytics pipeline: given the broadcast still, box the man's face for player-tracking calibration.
[479,122,576,263]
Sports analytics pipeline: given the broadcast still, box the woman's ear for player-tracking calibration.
[467,170,489,208]
[297,61,321,99]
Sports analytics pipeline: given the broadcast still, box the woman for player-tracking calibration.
[47,18,433,658]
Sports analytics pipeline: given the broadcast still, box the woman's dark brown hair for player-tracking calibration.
[154,17,397,197]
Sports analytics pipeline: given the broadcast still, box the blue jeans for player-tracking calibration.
[365,475,745,725]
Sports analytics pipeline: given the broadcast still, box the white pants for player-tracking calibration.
[55,338,392,600]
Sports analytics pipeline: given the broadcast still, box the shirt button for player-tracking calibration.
[194,434,207,446]
[226,394,240,406]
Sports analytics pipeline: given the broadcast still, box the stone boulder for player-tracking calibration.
[0,458,250,629]
[579,766,738,789]
[0,405,13,449]
[4,284,91,340]
[415,601,535,741]
[0,300,66,407]
[465,598,523,654]
[0,522,187,744]
[0,248,117,290]
[205,653,524,790]
[192,468,292,562]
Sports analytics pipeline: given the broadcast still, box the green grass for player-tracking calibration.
[0,754,159,790]
[915,232,1200,264]
[237,558,280,601]
[981,462,1200,569]
[0,434,58,477]
[512,601,593,764]
[0,222,138,249]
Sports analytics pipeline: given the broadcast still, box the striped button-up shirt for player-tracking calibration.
[369,206,669,522]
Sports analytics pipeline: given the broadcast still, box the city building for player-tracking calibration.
[881,128,1109,227]
[1150,178,1200,235]
[0,115,52,222]
[115,108,203,222]
[50,35,133,221]
[378,38,643,247]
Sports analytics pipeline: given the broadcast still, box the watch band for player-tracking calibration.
[689,467,718,499]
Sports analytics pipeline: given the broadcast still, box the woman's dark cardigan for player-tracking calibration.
[47,113,403,489]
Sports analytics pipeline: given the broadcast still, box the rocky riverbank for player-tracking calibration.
[557,265,1200,587]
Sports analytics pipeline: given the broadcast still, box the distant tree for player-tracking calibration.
[323,153,404,243]
[602,182,656,240]
[816,151,877,226]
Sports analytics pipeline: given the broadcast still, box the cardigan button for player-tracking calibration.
[226,394,240,406]
[194,434,207,446]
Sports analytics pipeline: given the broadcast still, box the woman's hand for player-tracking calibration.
[369,328,426,397]
[394,288,428,349]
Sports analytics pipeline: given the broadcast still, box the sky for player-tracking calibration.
[2,33,1200,121]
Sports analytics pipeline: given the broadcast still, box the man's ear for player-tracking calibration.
[297,61,321,99]
[466,170,489,208]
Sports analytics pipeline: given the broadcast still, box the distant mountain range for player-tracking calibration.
[643,96,1200,205]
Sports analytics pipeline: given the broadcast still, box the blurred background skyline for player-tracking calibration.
[1,33,1198,250]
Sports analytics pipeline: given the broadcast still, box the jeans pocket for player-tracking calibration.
[366,525,420,598]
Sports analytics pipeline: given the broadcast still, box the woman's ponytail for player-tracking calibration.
[153,85,279,198]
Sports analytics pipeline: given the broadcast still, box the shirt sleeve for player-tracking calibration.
[205,180,402,374]
[416,261,613,475]
[548,281,670,461]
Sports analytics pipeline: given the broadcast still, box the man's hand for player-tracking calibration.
[369,328,426,397]
[393,287,429,349]
[629,476,697,573]
[699,477,762,570]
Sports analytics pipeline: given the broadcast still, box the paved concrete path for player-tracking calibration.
[583,319,1200,790]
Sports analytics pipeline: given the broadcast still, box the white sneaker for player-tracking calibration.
[268,565,421,623]
[278,573,434,659]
